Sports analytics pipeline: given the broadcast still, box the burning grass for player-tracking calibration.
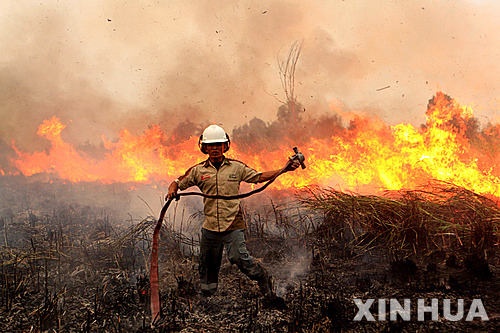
[8,92,500,199]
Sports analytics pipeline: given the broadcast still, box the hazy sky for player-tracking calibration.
[1,0,499,151]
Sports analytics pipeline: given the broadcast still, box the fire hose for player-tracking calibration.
[150,147,305,325]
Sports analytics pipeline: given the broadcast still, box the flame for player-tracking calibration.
[11,117,201,183]
[7,92,500,198]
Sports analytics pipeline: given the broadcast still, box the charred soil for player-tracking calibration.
[0,182,499,332]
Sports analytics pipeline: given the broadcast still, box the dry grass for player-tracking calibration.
[0,180,498,332]
[301,181,500,259]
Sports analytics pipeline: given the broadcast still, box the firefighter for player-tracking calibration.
[167,124,300,298]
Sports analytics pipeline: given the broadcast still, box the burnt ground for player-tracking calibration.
[0,180,499,332]
[149,226,500,332]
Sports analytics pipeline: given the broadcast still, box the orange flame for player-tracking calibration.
[8,92,500,197]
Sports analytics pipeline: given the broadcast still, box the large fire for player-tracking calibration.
[7,92,500,198]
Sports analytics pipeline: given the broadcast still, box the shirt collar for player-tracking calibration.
[203,157,231,168]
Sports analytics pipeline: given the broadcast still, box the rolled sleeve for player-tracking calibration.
[241,164,261,184]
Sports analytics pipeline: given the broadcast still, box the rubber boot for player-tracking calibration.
[257,269,274,299]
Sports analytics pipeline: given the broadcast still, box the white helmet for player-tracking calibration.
[199,125,230,154]
[200,125,228,144]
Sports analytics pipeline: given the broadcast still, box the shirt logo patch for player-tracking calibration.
[201,175,211,180]
[228,174,237,180]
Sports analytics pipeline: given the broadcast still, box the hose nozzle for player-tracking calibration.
[290,147,306,169]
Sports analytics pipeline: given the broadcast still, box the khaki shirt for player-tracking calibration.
[177,158,261,232]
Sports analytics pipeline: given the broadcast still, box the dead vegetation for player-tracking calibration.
[0,179,499,332]
[302,180,500,260]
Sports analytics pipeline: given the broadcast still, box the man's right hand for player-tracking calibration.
[166,181,179,200]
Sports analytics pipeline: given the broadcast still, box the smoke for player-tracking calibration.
[1,0,499,154]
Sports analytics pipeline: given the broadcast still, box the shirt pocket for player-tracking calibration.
[227,173,239,182]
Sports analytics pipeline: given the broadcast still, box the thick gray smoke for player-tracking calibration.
[0,0,499,156]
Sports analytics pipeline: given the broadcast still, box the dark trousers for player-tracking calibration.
[199,228,264,295]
